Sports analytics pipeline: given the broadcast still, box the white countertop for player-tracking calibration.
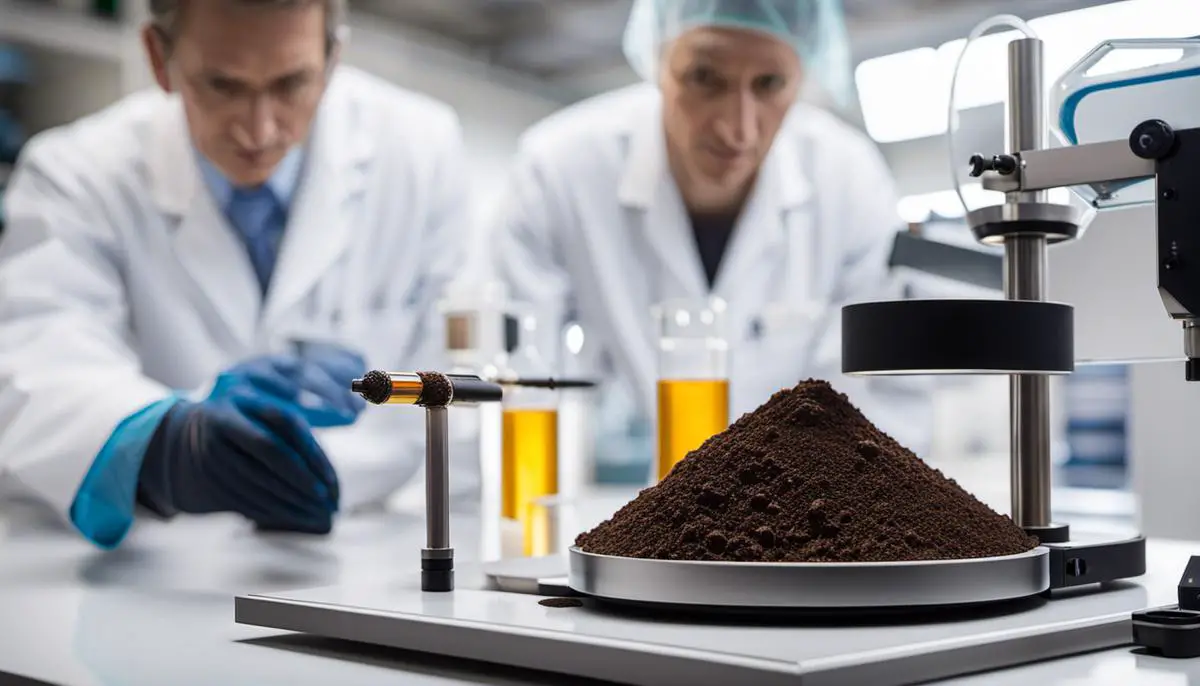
[0,482,1194,686]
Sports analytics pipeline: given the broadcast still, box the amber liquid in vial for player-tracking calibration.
[502,408,559,556]
[655,379,730,481]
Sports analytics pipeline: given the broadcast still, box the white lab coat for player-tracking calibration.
[0,65,473,530]
[491,83,933,456]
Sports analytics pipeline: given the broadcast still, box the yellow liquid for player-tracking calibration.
[656,379,730,481]
[502,408,559,557]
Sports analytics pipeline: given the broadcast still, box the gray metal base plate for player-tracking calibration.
[233,538,1190,686]
[570,546,1050,609]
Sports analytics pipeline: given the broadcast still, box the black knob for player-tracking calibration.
[1130,119,1177,160]
[968,154,988,177]
[967,154,1018,178]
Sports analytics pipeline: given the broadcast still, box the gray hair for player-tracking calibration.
[148,0,345,53]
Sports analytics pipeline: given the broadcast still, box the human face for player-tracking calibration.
[143,1,335,187]
[660,27,802,210]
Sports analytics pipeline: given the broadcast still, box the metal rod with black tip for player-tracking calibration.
[349,370,503,593]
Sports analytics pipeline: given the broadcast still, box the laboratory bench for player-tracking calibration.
[0,481,1193,686]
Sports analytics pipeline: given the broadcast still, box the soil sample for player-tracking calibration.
[539,598,584,608]
[576,380,1038,562]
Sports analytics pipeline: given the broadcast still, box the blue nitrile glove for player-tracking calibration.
[289,342,369,424]
[239,350,368,428]
[135,364,343,534]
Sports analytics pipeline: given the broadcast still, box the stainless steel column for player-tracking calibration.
[1006,237,1051,527]
[1005,38,1052,528]
[1007,38,1047,205]
[426,406,450,549]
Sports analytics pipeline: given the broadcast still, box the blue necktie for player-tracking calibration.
[226,186,282,295]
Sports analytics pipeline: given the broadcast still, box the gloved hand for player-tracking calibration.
[134,351,366,534]
[238,347,368,428]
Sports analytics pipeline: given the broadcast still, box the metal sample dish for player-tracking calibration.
[568,546,1050,610]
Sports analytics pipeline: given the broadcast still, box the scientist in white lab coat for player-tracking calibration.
[491,0,932,453]
[0,0,468,548]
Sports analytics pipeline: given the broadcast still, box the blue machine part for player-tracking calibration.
[1051,38,1200,210]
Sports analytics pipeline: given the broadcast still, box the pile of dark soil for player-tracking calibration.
[575,380,1038,562]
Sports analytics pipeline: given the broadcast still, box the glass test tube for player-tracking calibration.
[438,280,511,563]
[654,297,730,482]
[500,311,560,557]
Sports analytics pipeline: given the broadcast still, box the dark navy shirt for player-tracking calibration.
[690,212,738,288]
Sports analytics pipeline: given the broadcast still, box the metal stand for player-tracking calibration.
[1000,38,1065,542]
[422,406,453,592]
[970,38,1146,589]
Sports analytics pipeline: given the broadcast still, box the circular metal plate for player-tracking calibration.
[568,546,1049,609]
[841,299,1074,375]
[967,203,1089,245]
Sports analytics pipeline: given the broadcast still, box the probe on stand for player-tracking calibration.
[842,36,1149,595]
[351,370,503,592]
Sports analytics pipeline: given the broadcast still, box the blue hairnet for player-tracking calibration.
[623,0,854,107]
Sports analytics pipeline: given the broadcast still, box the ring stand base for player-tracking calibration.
[1041,535,1146,591]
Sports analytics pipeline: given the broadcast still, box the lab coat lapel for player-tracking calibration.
[618,109,709,299]
[149,100,260,349]
[713,140,813,343]
[262,93,369,328]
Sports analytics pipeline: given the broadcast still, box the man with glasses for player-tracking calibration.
[0,0,468,548]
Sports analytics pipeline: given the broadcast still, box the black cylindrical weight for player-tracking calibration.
[841,300,1074,375]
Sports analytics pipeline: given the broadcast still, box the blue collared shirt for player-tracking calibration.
[68,147,306,550]
[195,147,305,283]
[194,146,305,216]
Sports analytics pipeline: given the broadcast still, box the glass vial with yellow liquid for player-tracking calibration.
[654,297,730,482]
[500,311,560,557]
[438,280,511,563]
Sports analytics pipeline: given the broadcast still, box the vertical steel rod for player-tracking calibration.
[422,405,453,592]
[1006,237,1051,527]
[1007,38,1048,205]
[426,406,450,549]
[1005,37,1052,529]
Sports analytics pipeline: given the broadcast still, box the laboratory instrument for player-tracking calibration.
[510,27,1197,614]
[439,283,597,559]
[843,32,1168,594]
[654,297,730,482]
[498,309,599,557]
[352,370,503,591]
[439,281,518,562]
[500,310,560,557]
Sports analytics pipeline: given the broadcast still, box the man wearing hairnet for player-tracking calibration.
[489,0,933,456]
